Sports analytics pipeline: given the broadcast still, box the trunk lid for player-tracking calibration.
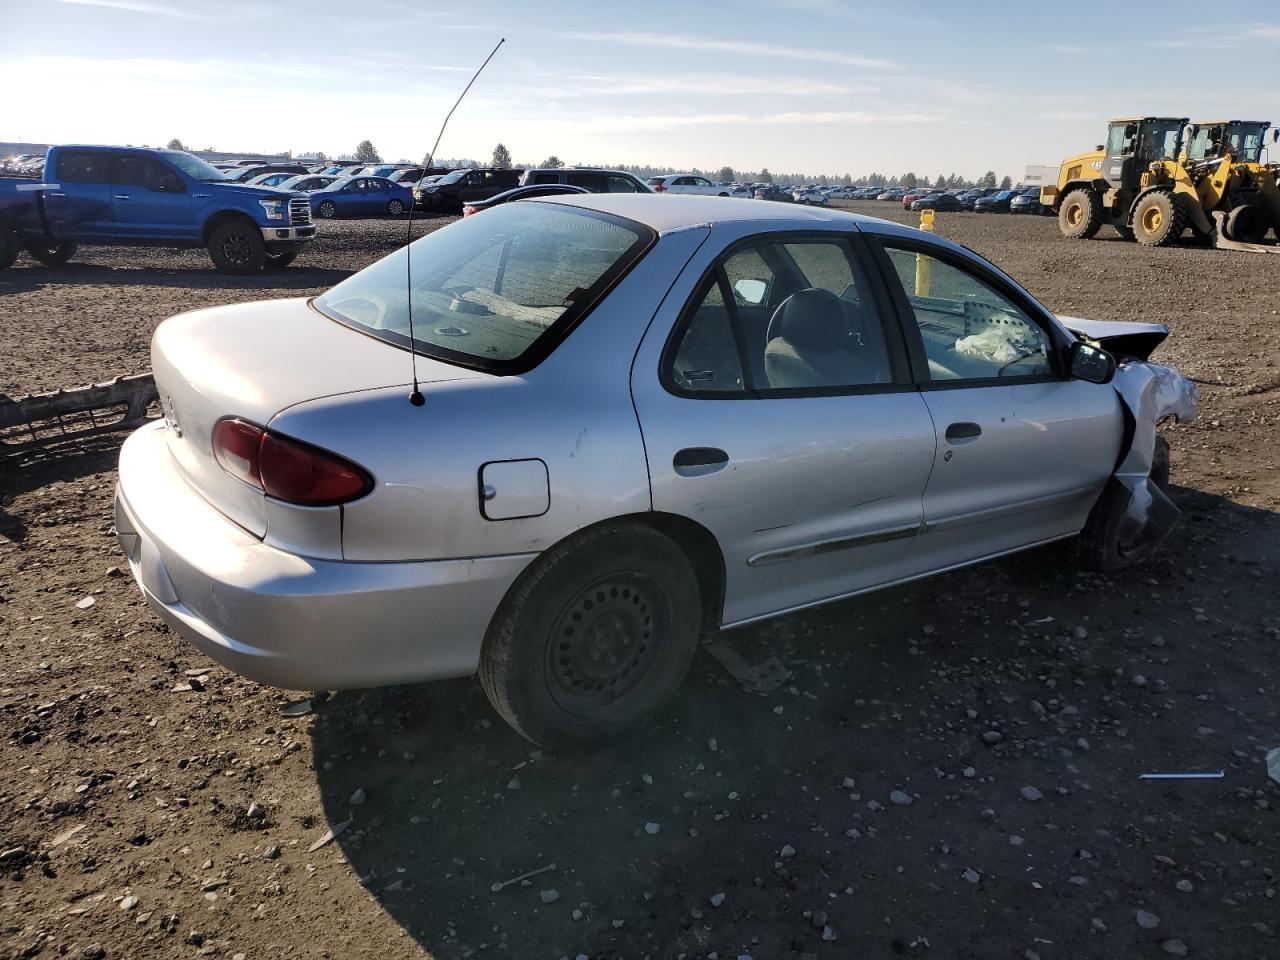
[152,296,479,536]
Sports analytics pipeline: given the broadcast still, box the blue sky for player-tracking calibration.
[2,0,1278,178]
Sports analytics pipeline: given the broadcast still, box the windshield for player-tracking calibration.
[435,169,467,185]
[164,151,228,182]
[314,201,653,371]
[1227,124,1268,163]
[1136,121,1183,160]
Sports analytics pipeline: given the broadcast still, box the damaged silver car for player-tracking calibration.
[113,195,1197,747]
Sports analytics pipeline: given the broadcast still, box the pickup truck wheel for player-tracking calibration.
[24,239,77,267]
[386,199,405,216]
[480,521,701,749]
[208,222,266,275]
[317,200,338,219]
[263,251,297,269]
[0,230,17,271]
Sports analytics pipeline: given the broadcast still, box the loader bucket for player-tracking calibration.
[0,374,159,458]
[1211,211,1280,253]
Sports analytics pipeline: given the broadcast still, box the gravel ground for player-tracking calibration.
[2,203,1278,960]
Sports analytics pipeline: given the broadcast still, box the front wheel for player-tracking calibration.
[387,199,405,216]
[207,221,266,275]
[480,522,702,749]
[1072,436,1171,572]
[25,239,77,266]
[1132,190,1187,246]
[316,200,337,219]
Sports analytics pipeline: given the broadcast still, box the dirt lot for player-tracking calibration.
[2,203,1278,960]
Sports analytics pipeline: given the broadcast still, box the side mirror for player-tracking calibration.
[733,278,769,305]
[1069,341,1115,384]
[1273,129,1279,143]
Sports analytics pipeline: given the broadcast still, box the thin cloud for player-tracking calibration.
[557,31,898,70]
[559,73,876,97]
[537,110,934,133]
[52,0,210,19]
[1251,24,1280,39]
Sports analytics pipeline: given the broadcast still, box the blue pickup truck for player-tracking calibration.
[0,145,315,274]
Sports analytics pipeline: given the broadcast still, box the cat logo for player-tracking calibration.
[1091,159,1103,171]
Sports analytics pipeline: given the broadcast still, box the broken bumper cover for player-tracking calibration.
[1110,361,1200,560]
[113,421,534,690]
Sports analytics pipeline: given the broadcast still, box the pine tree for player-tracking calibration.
[355,140,381,163]
[491,143,512,169]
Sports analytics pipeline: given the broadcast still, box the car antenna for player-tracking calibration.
[404,37,506,407]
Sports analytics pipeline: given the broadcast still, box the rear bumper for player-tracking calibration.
[114,421,535,690]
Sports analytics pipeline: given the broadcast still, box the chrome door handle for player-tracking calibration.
[114,194,131,200]
[945,422,982,443]
[46,191,66,197]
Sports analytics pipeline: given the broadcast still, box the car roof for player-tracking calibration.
[529,193,877,234]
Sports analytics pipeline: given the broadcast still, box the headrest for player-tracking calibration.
[767,288,847,353]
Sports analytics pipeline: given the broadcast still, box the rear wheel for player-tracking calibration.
[1223,203,1268,243]
[1132,190,1187,246]
[263,251,297,269]
[1058,188,1102,239]
[207,221,266,275]
[24,239,77,266]
[387,199,405,216]
[480,521,701,749]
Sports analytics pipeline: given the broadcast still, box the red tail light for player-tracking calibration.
[462,204,477,216]
[653,181,666,192]
[212,418,373,507]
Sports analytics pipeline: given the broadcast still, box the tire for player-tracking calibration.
[479,521,702,749]
[387,199,405,216]
[1072,436,1171,572]
[1058,188,1102,239]
[207,221,266,275]
[1114,224,1135,242]
[1223,203,1267,244]
[1132,190,1187,246]
[317,200,337,219]
[0,229,17,271]
[24,239,77,266]
[263,251,297,269]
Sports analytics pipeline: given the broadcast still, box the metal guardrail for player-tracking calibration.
[0,373,159,458]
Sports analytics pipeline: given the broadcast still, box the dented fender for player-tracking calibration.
[1106,360,1200,559]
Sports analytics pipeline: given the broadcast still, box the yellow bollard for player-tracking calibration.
[915,209,934,297]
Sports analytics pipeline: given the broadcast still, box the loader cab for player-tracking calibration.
[1186,121,1273,165]
[1103,117,1187,189]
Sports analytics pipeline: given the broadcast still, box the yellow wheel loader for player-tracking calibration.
[1183,120,1280,244]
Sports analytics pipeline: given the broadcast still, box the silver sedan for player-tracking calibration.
[114,195,1197,747]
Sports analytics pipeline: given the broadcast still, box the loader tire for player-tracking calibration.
[1132,190,1187,247]
[1223,203,1268,244]
[1059,188,1102,239]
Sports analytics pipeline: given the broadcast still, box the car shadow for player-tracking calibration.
[309,486,1278,958]
[0,432,124,542]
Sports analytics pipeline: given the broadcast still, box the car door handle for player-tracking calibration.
[114,194,131,201]
[46,191,66,197]
[673,447,729,477]
[945,422,982,443]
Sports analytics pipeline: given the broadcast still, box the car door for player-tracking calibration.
[111,154,196,240]
[867,231,1123,568]
[630,227,938,626]
[45,149,114,240]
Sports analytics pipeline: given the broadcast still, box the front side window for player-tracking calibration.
[113,155,176,190]
[667,236,894,394]
[606,175,640,193]
[881,245,1054,381]
[315,202,651,371]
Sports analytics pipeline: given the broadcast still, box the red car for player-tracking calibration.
[901,188,933,209]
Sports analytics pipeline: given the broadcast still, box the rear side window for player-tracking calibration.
[531,172,559,184]
[567,172,607,192]
[57,151,109,183]
[315,202,653,372]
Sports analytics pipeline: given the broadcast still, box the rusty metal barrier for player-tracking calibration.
[0,374,159,458]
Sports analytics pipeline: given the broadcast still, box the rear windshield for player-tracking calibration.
[314,201,653,372]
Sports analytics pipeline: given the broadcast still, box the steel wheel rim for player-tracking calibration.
[221,233,252,265]
[544,574,666,716]
[1142,206,1162,232]
[1065,202,1083,227]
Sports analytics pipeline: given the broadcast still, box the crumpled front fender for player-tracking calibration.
[1107,361,1199,560]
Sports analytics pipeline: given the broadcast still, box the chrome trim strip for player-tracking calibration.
[922,484,1097,534]
[746,522,922,567]
[726,532,1077,629]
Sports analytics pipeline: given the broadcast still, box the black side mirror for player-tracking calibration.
[1069,341,1116,384]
